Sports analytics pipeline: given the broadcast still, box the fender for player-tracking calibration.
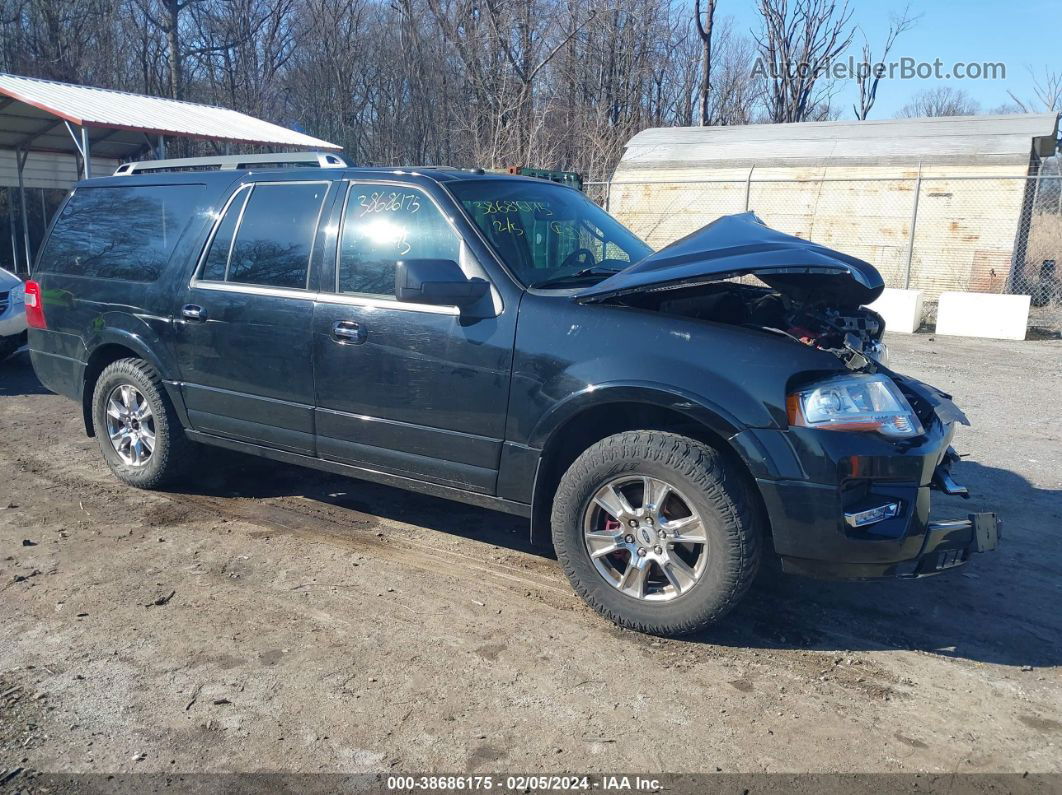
[526,380,745,451]
[525,382,753,546]
[84,321,173,378]
[80,320,190,436]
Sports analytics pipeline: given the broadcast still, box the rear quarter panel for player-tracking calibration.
[28,176,237,401]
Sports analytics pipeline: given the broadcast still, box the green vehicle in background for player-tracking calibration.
[504,166,584,192]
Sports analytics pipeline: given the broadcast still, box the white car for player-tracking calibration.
[0,266,27,361]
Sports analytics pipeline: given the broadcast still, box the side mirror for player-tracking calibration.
[395,259,490,308]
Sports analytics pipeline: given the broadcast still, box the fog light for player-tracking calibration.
[844,502,900,528]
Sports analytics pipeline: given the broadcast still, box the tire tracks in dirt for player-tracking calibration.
[0,431,930,702]
[1,435,578,614]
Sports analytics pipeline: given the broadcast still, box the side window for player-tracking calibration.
[37,184,204,281]
[338,185,460,297]
[198,182,328,289]
[200,187,250,282]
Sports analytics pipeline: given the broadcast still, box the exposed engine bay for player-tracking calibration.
[621,281,888,369]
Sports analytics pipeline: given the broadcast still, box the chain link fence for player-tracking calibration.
[585,173,1062,332]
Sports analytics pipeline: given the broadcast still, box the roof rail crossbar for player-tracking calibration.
[113,151,349,176]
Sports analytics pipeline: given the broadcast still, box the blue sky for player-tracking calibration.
[723,0,1058,117]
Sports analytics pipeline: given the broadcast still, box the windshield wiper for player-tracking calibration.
[530,266,622,289]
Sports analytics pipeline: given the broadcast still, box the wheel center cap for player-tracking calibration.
[638,526,654,546]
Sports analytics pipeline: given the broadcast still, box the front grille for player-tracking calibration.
[0,290,8,314]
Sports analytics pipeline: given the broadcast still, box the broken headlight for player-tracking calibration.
[787,374,924,439]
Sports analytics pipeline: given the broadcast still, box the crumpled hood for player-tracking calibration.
[577,212,885,306]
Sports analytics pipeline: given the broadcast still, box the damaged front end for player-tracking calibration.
[578,212,1000,579]
[578,212,892,370]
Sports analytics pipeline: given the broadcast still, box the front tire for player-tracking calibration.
[91,358,196,489]
[551,431,760,636]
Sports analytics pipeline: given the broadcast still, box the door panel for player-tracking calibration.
[312,298,512,492]
[176,286,315,453]
[312,181,515,493]
[172,179,331,454]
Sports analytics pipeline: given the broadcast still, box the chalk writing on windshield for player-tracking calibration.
[471,200,552,216]
[492,217,524,236]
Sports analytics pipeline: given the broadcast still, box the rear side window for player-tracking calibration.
[38,184,203,281]
[198,182,328,289]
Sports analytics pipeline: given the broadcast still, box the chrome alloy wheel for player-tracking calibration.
[582,475,709,601]
[104,384,156,466]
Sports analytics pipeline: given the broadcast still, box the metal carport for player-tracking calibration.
[0,72,341,273]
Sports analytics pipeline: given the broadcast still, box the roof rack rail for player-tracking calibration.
[113,151,350,176]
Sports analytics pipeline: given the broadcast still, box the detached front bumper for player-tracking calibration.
[732,414,1001,581]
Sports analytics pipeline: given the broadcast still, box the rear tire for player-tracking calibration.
[551,430,760,636]
[91,358,196,489]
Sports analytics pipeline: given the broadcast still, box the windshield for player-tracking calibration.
[448,179,651,288]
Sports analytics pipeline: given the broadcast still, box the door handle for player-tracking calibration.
[332,320,366,344]
[181,304,207,321]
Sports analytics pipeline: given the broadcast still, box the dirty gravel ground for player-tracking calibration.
[1,333,1060,779]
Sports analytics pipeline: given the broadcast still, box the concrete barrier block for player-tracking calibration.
[867,288,924,334]
[935,292,1030,340]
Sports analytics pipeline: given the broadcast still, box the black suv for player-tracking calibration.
[25,159,999,635]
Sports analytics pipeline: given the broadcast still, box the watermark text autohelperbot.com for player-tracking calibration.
[752,56,1006,81]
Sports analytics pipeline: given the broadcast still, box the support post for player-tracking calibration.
[81,126,92,179]
[65,121,90,179]
[8,187,18,272]
[157,135,166,159]
[904,164,922,290]
[16,149,31,273]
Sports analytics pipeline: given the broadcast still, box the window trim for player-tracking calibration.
[334,179,466,302]
[184,178,468,316]
[186,280,460,315]
[221,186,252,282]
[191,179,331,292]
[193,183,250,285]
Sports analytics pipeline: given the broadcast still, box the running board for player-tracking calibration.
[184,429,532,518]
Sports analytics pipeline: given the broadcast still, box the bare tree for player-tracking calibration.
[694,0,716,126]
[852,4,917,120]
[753,0,854,123]
[706,17,758,125]
[1007,67,1062,113]
[0,0,762,179]
[896,86,980,118]
[129,0,195,98]
[194,0,297,119]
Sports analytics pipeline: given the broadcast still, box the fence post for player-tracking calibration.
[1033,162,1044,207]
[744,166,755,212]
[904,165,922,290]
[604,179,611,213]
